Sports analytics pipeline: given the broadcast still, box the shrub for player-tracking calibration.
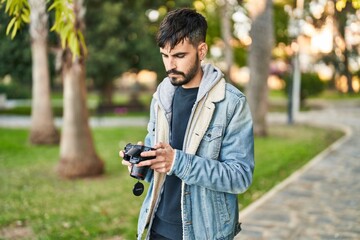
[0,83,31,99]
[283,72,326,105]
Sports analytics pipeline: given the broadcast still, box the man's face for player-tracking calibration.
[160,39,202,87]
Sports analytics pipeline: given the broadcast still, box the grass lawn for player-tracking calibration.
[0,125,343,239]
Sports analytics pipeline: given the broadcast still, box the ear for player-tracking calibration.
[198,42,208,61]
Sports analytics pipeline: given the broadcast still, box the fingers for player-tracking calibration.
[138,142,175,173]
[151,161,170,173]
[119,142,174,173]
[121,160,131,166]
[119,150,124,158]
[138,159,169,173]
[121,160,132,173]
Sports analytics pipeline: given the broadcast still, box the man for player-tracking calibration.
[120,8,254,240]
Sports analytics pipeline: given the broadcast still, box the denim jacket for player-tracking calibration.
[137,63,254,240]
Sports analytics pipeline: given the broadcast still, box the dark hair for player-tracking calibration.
[156,8,207,49]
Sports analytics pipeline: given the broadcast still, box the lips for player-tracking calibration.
[168,73,180,77]
[166,70,184,76]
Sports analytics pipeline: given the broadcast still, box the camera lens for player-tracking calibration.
[130,165,149,180]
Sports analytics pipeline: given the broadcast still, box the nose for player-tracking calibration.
[165,57,176,70]
[170,58,176,69]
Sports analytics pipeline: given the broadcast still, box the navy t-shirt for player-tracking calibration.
[151,86,198,239]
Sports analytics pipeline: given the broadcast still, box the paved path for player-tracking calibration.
[235,102,360,240]
[0,115,149,128]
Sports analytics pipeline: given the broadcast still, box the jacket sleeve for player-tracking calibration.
[168,96,255,194]
[143,98,156,183]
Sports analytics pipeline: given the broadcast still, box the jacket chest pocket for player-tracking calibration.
[197,125,223,160]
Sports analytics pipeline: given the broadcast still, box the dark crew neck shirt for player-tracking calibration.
[151,86,199,240]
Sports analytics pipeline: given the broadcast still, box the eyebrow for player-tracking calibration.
[160,51,188,57]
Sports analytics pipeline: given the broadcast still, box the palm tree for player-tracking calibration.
[28,0,59,144]
[56,0,104,178]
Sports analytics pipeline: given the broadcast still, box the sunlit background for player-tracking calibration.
[1,0,359,109]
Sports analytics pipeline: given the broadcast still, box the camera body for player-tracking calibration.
[123,143,155,180]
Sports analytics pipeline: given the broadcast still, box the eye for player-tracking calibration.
[161,53,168,58]
[175,53,185,58]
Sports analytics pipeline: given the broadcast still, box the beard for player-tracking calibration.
[166,55,200,86]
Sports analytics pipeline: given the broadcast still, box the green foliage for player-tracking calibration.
[0,91,153,116]
[2,0,86,60]
[0,12,32,86]
[0,82,31,99]
[0,125,343,238]
[336,0,360,11]
[86,0,144,89]
[201,3,221,47]
[3,0,30,39]
[273,2,290,44]
[300,72,326,100]
[85,0,193,94]
[234,47,247,67]
[49,0,87,59]
[284,72,326,103]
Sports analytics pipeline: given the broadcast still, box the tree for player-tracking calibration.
[56,0,103,178]
[219,0,235,83]
[295,0,360,94]
[246,0,274,136]
[331,0,358,93]
[3,0,103,178]
[1,0,59,144]
[85,0,194,107]
[28,0,59,144]
[85,0,163,106]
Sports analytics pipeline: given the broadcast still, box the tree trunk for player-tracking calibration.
[57,0,104,178]
[343,44,354,93]
[100,82,114,106]
[57,50,104,178]
[246,0,274,136]
[334,1,354,93]
[220,0,234,83]
[28,0,59,145]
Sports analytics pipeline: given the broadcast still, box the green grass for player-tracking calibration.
[0,125,343,239]
[314,89,360,100]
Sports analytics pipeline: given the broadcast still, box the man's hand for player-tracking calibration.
[119,141,144,173]
[138,142,175,173]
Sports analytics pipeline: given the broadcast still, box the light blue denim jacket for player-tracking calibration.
[137,63,254,240]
